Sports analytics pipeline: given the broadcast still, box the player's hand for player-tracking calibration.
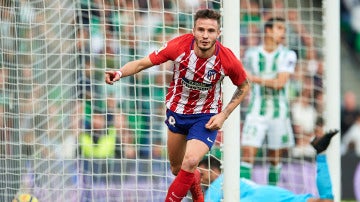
[105,70,121,85]
[205,112,227,130]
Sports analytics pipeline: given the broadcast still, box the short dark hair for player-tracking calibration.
[199,155,221,171]
[194,9,221,27]
[264,17,285,31]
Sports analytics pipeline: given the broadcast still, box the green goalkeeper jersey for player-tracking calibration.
[244,45,297,119]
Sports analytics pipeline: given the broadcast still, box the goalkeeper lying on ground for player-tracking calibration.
[198,129,338,202]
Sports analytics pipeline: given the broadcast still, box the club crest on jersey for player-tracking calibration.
[155,42,167,55]
[207,69,217,81]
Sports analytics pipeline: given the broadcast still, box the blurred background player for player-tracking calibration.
[199,129,338,202]
[240,17,297,185]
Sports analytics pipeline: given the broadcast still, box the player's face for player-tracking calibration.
[198,165,220,186]
[198,165,212,185]
[193,18,220,53]
[269,22,286,44]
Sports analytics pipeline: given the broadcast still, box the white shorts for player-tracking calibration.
[241,115,294,149]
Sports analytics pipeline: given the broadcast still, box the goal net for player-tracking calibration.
[238,0,325,195]
[0,0,333,201]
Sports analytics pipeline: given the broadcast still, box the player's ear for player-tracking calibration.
[217,29,221,38]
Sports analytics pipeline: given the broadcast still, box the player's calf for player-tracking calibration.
[190,169,204,202]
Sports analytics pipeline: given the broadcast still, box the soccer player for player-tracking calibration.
[105,9,250,202]
[199,129,338,202]
[240,17,297,185]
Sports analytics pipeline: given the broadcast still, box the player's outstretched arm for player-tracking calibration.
[206,79,250,130]
[307,129,339,202]
[105,56,154,85]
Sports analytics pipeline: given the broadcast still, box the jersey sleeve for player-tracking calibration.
[148,35,185,65]
[278,49,297,73]
[223,48,248,86]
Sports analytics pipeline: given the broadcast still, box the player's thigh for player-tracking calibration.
[182,139,210,171]
[167,129,187,168]
[187,115,218,149]
[267,118,295,149]
[241,116,268,148]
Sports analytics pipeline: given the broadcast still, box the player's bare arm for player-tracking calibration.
[248,71,290,90]
[205,79,250,130]
[105,56,154,85]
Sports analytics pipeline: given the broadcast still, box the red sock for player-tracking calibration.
[190,169,204,202]
[165,169,194,202]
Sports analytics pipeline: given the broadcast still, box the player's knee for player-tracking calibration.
[182,155,200,170]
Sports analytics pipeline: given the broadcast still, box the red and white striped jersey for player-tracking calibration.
[149,33,247,114]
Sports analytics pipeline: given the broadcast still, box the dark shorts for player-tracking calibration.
[165,109,218,149]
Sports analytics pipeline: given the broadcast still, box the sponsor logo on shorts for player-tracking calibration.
[168,115,176,126]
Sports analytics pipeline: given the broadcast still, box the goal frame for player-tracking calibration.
[221,0,341,201]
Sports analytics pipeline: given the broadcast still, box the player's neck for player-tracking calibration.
[263,38,279,53]
[193,44,216,59]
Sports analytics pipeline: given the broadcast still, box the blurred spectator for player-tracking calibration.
[0,68,9,156]
[262,0,284,20]
[313,116,325,139]
[341,112,360,156]
[291,116,324,159]
[240,0,261,57]
[286,9,315,60]
[79,110,123,201]
[341,0,360,52]
[113,113,136,159]
[241,0,261,24]
[77,56,94,129]
[0,6,15,55]
[240,22,261,58]
[79,111,123,158]
[291,87,318,137]
[0,68,9,108]
[341,91,360,137]
[314,90,324,116]
[105,91,136,159]
[313,60,324,94]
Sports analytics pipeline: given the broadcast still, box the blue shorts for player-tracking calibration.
[165,109,218,149]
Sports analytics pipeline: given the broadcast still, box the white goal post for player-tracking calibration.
[222,0,240,201]
[323,1,341,201]
[222,0,341,201]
